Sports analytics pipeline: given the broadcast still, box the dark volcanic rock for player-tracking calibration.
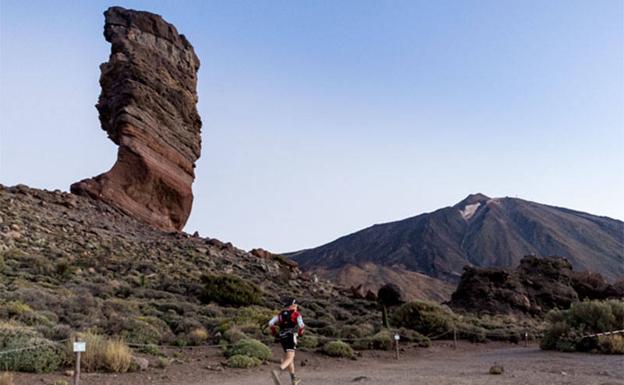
[449,256,623,315]
[71,6,202,232]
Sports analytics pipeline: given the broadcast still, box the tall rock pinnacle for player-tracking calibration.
[71,7,202,232]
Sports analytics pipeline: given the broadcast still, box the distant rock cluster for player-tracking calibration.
[449,256,624,315]
[71,6,202,232]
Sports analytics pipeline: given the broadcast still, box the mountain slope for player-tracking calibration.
[0,184,379,345]
[290,194,624,297]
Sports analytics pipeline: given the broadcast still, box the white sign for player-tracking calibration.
[73,342,86,353]
[394,334,400,341]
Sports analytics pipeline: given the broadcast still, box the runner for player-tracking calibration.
[268,299,305,385]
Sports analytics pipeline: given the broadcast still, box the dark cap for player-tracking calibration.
[283,298,297,307]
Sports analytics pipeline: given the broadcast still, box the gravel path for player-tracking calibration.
[14,342,624,385]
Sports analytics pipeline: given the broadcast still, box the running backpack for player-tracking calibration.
[278,310,297,329]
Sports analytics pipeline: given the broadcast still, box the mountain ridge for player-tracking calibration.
[289,194,624,300]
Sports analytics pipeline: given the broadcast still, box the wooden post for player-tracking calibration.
[524,332,528,347]
[394,333,400,360]
[453,326,457,349]
[73,338,85,385]
[74,350,81,385]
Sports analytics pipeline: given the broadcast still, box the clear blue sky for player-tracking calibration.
[1,0,622,252]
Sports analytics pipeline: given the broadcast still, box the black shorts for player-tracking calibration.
[279,333,297,352]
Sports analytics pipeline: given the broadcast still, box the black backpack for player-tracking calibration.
[279,309,296,329]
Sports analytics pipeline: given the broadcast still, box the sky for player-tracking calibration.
[1,0,623,252]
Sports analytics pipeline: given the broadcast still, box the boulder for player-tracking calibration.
[449,256,583,315]
[71,6,202,232]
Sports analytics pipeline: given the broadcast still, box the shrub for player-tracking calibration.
[200,275,262,307]
[187,328,209,346]
[339,324,374,339]
[322,340,354,358]
[0,326,62,373]
[397,328,431,347]
[0,372,13,385]
[102,339,132,373]
[232,306,274,329]
[392,301,454,336]
[351,337,372,351]
[156,357,171,369]
[121,316,173,345]
[541,300,624,354]
[371,330,393,350]
[226,339,272,361]
[223,326,247,343]
[4,301,32,316]
[137,344,164,357]
[598,335,624,354]
[75,332,105,372]
[298,334,319,350]
[227,354,261,368]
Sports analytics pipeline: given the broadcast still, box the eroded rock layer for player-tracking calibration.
[71,6,201,231]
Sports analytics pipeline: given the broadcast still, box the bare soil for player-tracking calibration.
[13,342,624,385]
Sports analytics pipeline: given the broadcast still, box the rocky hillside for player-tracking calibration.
[290,194,623,300]
[0,184,379,345]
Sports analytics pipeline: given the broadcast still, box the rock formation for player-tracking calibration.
[71,7,202,231]
[448,256,623,316]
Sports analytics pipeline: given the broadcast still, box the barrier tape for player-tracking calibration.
[581,329,624,339]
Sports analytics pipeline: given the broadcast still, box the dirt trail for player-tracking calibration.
[14,342,624,385]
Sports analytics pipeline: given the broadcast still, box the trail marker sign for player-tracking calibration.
[73,342,86,352]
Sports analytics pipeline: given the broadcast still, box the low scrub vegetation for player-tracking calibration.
[322,340,354,358]
[68,332,135,372]
[225,338,272,361]
[0,372,14,385]
[102,339,133,373]
[0,324,63,373]
[541,300,624,354]
[391,300,536,344]
[227,354,262,368]
[200,275,263,307]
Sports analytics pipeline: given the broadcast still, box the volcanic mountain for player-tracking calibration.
[290,194,624,301]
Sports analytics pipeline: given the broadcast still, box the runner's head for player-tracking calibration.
[283,298,297,310]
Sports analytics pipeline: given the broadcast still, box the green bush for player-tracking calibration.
[541,300,624,354]
[223,326,247,343]
[0,327,62,373]
[200,275,262,307]
[322,340,354,358]
[227,354,262,368]
[121,316,173,345]
[351,337,372,350]
[391,301,454,336]
[226,338,272,361]
[298,334,319,350]
[138,344,164,357]
[397,328,431,347]
[371,330,393,350]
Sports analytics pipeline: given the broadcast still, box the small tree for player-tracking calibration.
[377,283,404,329]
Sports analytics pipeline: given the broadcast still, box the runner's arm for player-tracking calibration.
[296,315,305,336]
[268,315,279,335]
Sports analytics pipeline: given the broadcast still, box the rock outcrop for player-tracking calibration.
[448,256,623,316]
[71,6,202,231]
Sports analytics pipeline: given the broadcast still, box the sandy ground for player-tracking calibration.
[14,341,624,385]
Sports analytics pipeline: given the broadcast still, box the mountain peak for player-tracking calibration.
[455,193,491,208]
